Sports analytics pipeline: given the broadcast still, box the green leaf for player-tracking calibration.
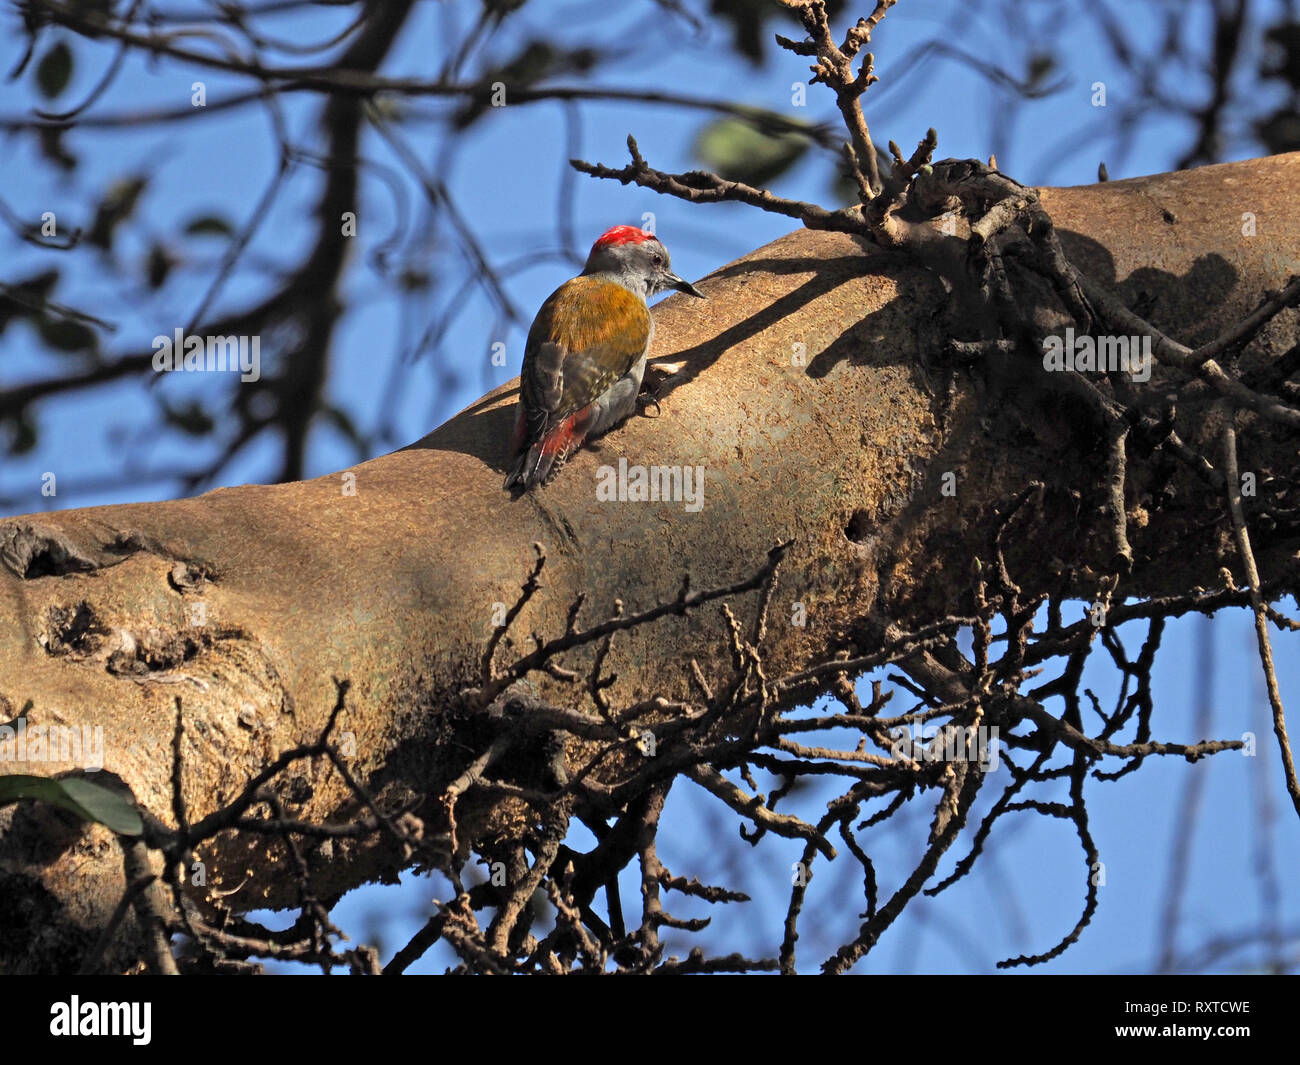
[828,168,860,207]
[0,269,59,334]
[694,115,810,187]
[37,316,97,353]
[36,41,73,100]
[146,243,174,290]
[59,778,144,835]
[710,0,849,65]
[0,774,143,836]
[162,399,215,437]
[1026,52,1056,90]
[183,214,235,239]
[452,41,600,128]
[37,316,98,355]
[88,176,148,251]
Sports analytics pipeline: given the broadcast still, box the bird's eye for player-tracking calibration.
[652,253,665,267]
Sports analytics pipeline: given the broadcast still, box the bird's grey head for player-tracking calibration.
[582,226,705,300]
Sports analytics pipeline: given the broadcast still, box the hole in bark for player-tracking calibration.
[104,625,250,675]
[845,510,873,543]
[107,632,207,675]
[0,526,97,579]
[45,601,109,657]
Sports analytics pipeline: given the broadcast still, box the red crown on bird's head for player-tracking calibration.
[591,225,659,252]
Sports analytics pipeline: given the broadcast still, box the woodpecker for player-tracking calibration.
[503,225,705,490]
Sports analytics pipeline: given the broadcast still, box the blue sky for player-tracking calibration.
[2,0,1296,972]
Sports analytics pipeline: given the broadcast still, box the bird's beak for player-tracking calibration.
[665,273,706,299]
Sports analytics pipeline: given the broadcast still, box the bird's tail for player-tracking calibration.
[503,407,591,490]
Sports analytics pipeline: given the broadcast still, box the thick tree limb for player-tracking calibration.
[1,154,1299,972]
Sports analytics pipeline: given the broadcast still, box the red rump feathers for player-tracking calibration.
[591,225,658,251]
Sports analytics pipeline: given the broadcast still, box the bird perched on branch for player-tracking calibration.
[503,225,705,490]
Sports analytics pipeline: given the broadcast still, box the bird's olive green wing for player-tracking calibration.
[521,276,651,423]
